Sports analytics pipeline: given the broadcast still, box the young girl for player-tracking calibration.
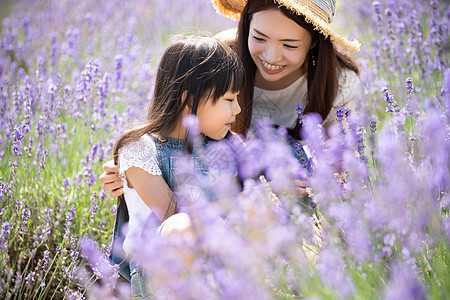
[110,35,244,299]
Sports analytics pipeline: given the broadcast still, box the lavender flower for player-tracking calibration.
[0,0,448,298]
[183,114,200,138]
[369,115,378,133]
[89,192,99,222]
[317,247,355,298]
[70,236,79,260]
[295,104,304,125]
[405,77,414,94]
[0,221,10,250]
[41,250,50,271]
[79,237,118,297]
[11,127,24,157]
[20,205,31,232]
[114,54,124,90]
[25,271,37,291]
[62,177,70,190]
[335,107,351,131]
[372,1,382,34]
[110,204,117,216]
[64,206,76,239]
[50,33,58,66]
[382,85,400,113]
[383,262,426,300]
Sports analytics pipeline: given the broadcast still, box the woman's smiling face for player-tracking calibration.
[248,9,312,90]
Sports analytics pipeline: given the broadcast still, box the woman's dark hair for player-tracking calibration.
[234,0,359,139]
[113,36,244,218]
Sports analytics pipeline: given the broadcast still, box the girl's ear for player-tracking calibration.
[181,90,193,114]
[310,40,317,49]
[181,90,189,105]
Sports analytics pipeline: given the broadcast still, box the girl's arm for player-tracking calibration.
[125,166,176,222]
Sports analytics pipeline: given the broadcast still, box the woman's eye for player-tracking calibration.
[253,36,265,42]
[284,44,298,49]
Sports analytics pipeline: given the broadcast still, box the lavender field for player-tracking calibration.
[0,0,448,299]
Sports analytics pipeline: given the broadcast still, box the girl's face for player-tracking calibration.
[197,91,241,140]
[248,9,312,90]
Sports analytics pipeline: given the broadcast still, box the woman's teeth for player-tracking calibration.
[262,61,285,71]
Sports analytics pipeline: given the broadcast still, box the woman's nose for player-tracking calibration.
[263,45,281,63]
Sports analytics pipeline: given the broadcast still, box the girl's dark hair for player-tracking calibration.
[113,36,244,218]
[234,0,359,139]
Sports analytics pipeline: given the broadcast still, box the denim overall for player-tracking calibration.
[109,134,211,285]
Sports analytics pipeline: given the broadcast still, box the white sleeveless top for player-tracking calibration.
[250,68,364,130]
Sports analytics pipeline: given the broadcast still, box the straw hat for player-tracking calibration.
[211,0,360,52]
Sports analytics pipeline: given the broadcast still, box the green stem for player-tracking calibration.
[421,252,438,284]
[14,250,34,300]
[49,277,63,300]
[37,242,67,300]
[36,248,61,298]
[80,274,99,296]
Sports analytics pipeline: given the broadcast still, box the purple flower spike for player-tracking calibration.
[383,262,426,300]
[317,247,355,298]
[369,115,378,133]
[62,177,70,190]
[405,77,414,94]
[182,114,200,137]
[295,104,304,125]
[382,85,400,113]
[335,106,351,133]
[0,221,10,250]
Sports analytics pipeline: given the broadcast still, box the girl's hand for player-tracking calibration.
[295,180,309,197]
[99,160,124,198]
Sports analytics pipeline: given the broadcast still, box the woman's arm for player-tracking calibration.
[99,160,124,197]
[125,167,176,222]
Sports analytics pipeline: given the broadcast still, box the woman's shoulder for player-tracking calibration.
[336,66,365,97]
[213,28,238,49]
[337,67,360,87]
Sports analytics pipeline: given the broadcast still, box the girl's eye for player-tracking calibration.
[284,44,298,49]
[253,36,265,42]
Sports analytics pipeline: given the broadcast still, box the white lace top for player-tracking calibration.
[118,134,162,255]
[251,68,364,131]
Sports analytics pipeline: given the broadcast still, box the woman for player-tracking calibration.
[214,0,362,137]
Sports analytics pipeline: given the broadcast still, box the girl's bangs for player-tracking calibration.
[209,58,245,101]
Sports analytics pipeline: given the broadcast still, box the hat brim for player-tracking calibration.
[211,0,360,52]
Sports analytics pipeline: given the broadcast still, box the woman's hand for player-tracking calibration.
[99,160,124,197]
[295,180,309,197]
[261,176,309,198]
